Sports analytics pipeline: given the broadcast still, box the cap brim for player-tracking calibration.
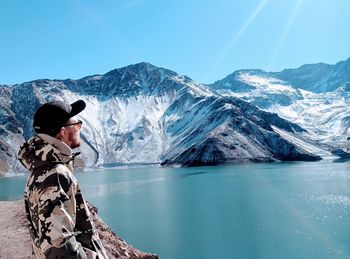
[70,100,86,117]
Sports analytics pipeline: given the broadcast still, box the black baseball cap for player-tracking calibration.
[33,100,86,136]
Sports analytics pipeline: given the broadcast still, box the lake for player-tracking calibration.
[1,161,350,259]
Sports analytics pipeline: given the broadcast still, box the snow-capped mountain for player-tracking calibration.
[161,90,319,166]
[0,62,323,175]
[0,86,24,174]
[209,57,350,154]
[272,57,350,92]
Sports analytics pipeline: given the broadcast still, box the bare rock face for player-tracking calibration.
[0,200,33,259]
[0,200,159,259]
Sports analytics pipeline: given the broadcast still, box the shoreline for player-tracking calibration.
[0,156,344,178]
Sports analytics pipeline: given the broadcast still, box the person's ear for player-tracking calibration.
[61,127,67,136]
[56,127,66,140]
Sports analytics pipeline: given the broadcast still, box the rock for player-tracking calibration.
[331,148,350,159]
[0,200,159,259]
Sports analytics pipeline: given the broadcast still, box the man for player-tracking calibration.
[18,100,108,259]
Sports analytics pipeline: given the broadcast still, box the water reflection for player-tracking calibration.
[177,171,210,178]
[83,174,173,197]
[333,157,350,163]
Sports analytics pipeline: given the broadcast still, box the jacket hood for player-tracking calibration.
[18,134,74,171]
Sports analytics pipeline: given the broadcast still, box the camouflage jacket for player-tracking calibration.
[18,134,108,259]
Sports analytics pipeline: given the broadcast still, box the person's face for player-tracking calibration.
[62,117,82,149]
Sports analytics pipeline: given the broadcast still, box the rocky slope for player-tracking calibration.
[209,57,350,155]
[0,200,159,259]
[161,88,319,166]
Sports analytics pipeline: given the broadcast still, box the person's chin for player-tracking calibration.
[71,142,81,149]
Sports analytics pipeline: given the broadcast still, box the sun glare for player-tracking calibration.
[203,0,270,82]
[267,0,304,71]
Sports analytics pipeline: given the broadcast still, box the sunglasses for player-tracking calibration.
[64,120,83,129]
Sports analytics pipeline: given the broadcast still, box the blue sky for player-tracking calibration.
[0,0,349,85]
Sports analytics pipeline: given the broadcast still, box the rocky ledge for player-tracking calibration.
[0,200,159,259]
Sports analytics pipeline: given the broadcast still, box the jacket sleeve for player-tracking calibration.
[36,168,88,259]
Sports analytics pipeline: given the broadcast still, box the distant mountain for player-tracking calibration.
[272,57,350,92]
[208,57,350,154]
[0,62,323,175]
[211,57,350,93]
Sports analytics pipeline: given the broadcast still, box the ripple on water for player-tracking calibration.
[310,194,350,207]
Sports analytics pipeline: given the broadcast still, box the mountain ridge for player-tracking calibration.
[209,57,350,158]
[211,57,350,93]
[2,58,349,175]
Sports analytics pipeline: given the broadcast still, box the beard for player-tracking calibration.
[68,131,81,149]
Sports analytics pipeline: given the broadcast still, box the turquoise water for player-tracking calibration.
[1,161,350,259]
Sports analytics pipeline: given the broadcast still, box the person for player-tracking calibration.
[18,100,108,259]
